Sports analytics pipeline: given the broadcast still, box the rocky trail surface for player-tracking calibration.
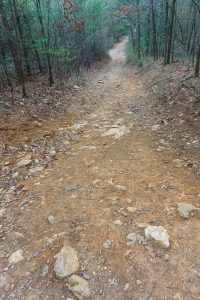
[1,39,200,300]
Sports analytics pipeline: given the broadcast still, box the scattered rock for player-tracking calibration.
[145,226,170,248]
[173,292,183,300]
[137,235,148,245]
[173,159,183,168]
[92,179,101,188]
[113,185,127,191]
[65,184,85,192]
[127,198,132,204]
[41,264,49,277]
[151,124,160,131]
[103,240,113,249]
[114,220,122,226]
[136,223,148,228]
[48,215,56,224]
[0,208,5,218]
[164,254,170,261]
[67,275,91,299]
[136,280,142,286]
[17,155,32,168]
[108,278,119,287]
[102,126,129,139]
[9,250,24,264]
[177,202,198,218]
[105,196,119,204]
[126,232,137,242]
[54,246,79,279]
[124,283,130,291]
[12,172,19,179]
[127,207,137,213]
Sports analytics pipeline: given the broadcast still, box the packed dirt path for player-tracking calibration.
[1,39,200,300]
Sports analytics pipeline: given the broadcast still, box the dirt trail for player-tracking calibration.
[1,39,200,300]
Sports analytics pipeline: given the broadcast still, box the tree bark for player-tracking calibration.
[151,0,158,60]
[35,0,54,86]
[195,44,200,77]
[166,0,177,64]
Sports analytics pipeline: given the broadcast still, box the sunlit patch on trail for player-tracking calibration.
[101,125,130,139]
[70,121,88,130]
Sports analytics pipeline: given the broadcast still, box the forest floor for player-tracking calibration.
[1,38,200,300]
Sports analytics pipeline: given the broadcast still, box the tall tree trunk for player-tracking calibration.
[151,0,158,60]
[166,0,176,64]
[136,0,141,60]
[35,0,54,86]
[8,0,27,96]
[0,0,27,97]
[164,0,169,64]
[12,0,31,75]
[24,15,43,73]
[195,44,200,77]
[0,30,12,88]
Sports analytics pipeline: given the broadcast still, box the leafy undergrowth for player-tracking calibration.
[0,60,107,122]
[131,60,200,169]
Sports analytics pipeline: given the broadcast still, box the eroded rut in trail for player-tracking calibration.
[1,39,200,300]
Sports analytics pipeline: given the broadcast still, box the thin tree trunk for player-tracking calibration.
[136,0,141,60]
[195,44,200,77]
[151,0,158,60]
[0,0,27,96]
[12,0,31,75]
[35,0,54,86]
[166,0,176,64]
[164,0,169,64]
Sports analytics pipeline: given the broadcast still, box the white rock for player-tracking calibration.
[17,155,32,168]
[177,203,198,218]
[103,240,112,249]
[124,282,130,291]
[173,159,182,168]
[113,185,127,191]
[127,207,137,213]
[54,246,79,278]
[151,124,160,131]
[48,215,56,224]
[0,208,5,218]
[145,226,170,248]
[114,220,122,226]
[102,126,129,139]
[9,250,24,264]
[67,275,91,299]
[126,232,137,242]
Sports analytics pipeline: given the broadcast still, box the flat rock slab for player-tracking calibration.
[145,226,170,249]
[177,203,196,218]
[54,246,79,279]
[17,155,32,168]
[113,185,127,191]
[127,207,137,213]
[101,126,129,139]
[9,250,24,264]
[67,275,91,299]
[65,184,85,192]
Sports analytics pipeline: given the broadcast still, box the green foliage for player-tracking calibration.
[0,0,127,87]
[127,42,149,67]
[112,23,128,42]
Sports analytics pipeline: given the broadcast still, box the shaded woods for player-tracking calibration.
[0,0,199,99]
[0,0,125,97]
[119,0,200,74]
